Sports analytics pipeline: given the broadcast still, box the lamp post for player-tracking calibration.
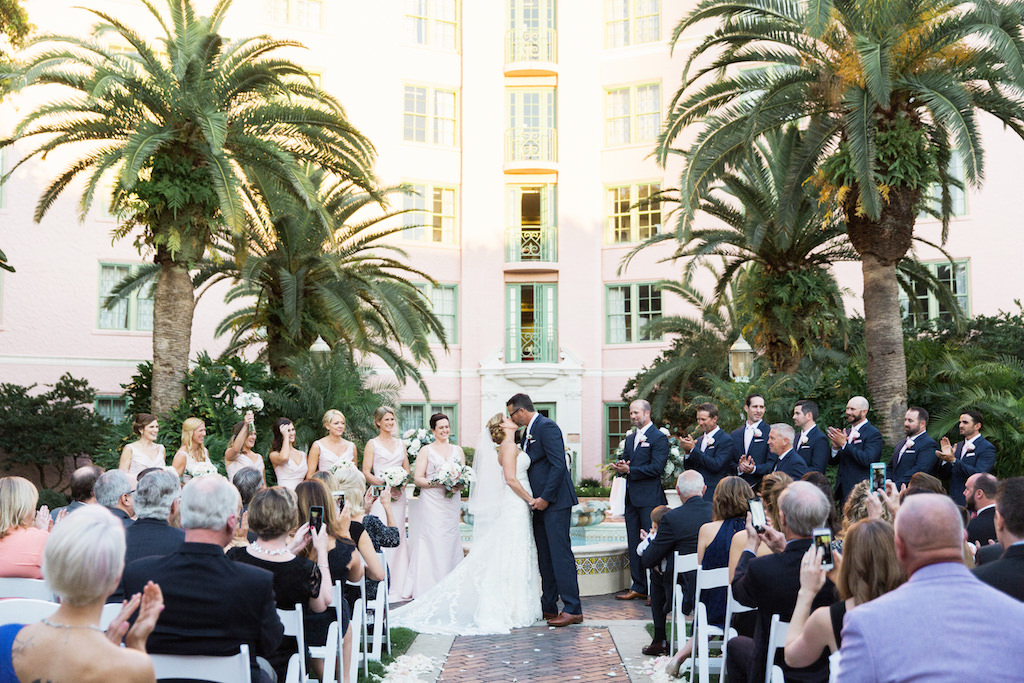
[309,335,331,356]
[729,335,754,383]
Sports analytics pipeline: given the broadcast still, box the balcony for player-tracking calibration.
[505,225,557,269]
[504,28,557,76]
[509,326,558,364]
[504,127,557,173]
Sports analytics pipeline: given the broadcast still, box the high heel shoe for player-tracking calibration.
[665,654,691,679]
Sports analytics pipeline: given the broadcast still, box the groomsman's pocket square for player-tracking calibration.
[639,443,650,448]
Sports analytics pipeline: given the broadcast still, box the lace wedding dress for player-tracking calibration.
[390,444,542,635]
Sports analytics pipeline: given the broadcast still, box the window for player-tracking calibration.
[98,263,154,331]
[403,85,458,146]
[507,0,556,63]
[506,283,557,363]
[605,403,631,459]
[922,150,967,217]
[607,183,661,243]
[262,0,323,29]
[403,184,457,244]
[605,0,660,48]
[506,88,557,162]
[506,184,557,261]
[606,282,662,343]
[405,0,458,50]
[96,396,128,424]
[899,260,970,325]
[416,283,459,344]
[399,403,459,442]
[605,83,660,146]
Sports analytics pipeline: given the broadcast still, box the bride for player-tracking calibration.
[390,413,541,634]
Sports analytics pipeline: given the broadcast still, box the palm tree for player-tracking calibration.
[659,0,1024,441]
[0,0,377,414]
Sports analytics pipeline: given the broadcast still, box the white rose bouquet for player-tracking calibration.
[233,391,264,412]
[402,428,434,462]
[382,466,409,488]
[186,461,219,478]
[329,460,358,477]
[432,459,473,499]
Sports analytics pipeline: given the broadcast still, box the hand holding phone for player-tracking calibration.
[308,505,324,533]
[813,527,835,570]
[870,462,887,493]
[748,498,767,534]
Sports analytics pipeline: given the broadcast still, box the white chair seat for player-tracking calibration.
[0,598,58,625]
[0,578,55,601]
[149,643,252,682]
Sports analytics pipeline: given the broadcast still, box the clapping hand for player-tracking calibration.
[612,459,630,475]
[680,434,696,452]
[738,455,755,474]
[938,437,955,463]
[107,581,164,652]
[826,426,847,448]
[34,505,51,531]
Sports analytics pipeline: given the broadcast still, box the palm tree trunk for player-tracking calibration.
[151,261,194,415]
[861,253,907,444]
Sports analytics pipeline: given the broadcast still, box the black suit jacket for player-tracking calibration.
[122,542,284,680]
[625,425,669,508]
[732,421,773,488]
[973,544,1024,602]
[687,428,738,501]
[888,431,939,486]
[794,425,830,475]
[524,414,577,510]
[967,507,998,546]
[732,538,835,683]
[940,436,997,505]
[771,449,809,480]
[832,421,883,503]
[110,518,186,603]
[976,543,1004,566]
[107,506,135,529]
[641,495,713,614]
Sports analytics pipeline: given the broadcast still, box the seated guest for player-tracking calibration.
[727,481,835,683]
[95,470,135,529]
[122,475,284,683]
[838,494,1024,681]
[767,423,809,479]
[973,477,1024,602]
[760,471,793,532]
[1,506,162,683]
[52,465,103,518]
[964,473,999,546]
[837,480,894,554]
[785,519,904,668]
[234,467,265,544]
[888,407,939,487]
[639,471,713,656]
[328,468,387,583]
[0,476,50,578]
[903,471,945,497]
[227,487,333,683]
[802,472,839,535]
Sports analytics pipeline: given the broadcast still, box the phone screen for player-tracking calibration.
[870,462,887,493]
[308,505,323,533]
[813,527,834,570]
[748,498,767,533]
[371,485,384,497]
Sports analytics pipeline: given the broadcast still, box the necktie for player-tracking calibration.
[744,424,754,453]
[896,437,914,466]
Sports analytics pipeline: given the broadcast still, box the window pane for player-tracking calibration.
[405,0,428,43]
[605,0,629,47]
[98,265,130,330]
[637,284,662,341]
[403,86,427,142]
[403,184,427,241]
[96,397,127,424]
[636,183,661,240]
[296,0,322,29]
[607,286,630,343]
[635,84,660,142]
[431,285,457,342]
[435,0,458,49]
[136,279,155,331]
[606,88,630,146]
[606,404,631,459]
[264,0,289,23]
[433,90,457,146]
[399,404,426,433]
[634,0,660,43]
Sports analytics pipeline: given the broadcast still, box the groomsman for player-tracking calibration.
[766,424,809,479]
[612,399,669,601]
[681,403,737,502]
[791,400,829,474]
[733,394,773,489]
[827,396,883,504]
[889,406,939,487]
[937,410,997,506]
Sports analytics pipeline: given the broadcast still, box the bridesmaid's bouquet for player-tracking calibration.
[329,460,358,477]
[233,390,264,412]
[402,428,434,460]
[186,461,219,478]
[432,460,475,498]
[381,467,409,489]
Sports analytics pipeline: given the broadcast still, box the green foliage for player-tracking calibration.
[37,489,68,510]
[823,115,940,197]
[0,0,30,65]
[0,375,113,490]
[576,482,612,498]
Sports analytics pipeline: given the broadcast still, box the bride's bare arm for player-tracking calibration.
[499,442,533,504]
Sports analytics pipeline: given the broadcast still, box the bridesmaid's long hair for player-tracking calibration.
[270,417,293,453]
[179,418,207,461]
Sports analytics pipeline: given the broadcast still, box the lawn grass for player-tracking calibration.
[357,627,417,682]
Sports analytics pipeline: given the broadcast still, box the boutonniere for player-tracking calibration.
[964,442,975,453]
[800,434,808,446]
[849,430,860,442]
[753,428,762,438]
[706,436,716,447]
[636,431,647,445]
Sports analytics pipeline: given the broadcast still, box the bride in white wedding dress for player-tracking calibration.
[390,413,542,634]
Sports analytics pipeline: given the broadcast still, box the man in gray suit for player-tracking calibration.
[838,494,1024,682]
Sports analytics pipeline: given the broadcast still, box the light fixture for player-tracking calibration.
[309,335,331,355]
[729,335,754,383]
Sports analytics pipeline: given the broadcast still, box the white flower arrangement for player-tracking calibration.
[233,390,264,412]
[186,461,219,478]
[706,436,716,447]
[659,426,671,437]
[753,428,762,438]
[329,460,358,477]
[401,428,434,459]
[381,466,409,488]
[431,459,473,499]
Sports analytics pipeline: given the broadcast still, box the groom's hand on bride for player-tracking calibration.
[531,497,549,511]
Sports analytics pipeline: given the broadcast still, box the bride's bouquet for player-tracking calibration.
[186,461,219,479]
[431,459,475,499]
[381,466,409,489]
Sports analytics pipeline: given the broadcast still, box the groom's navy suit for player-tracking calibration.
[623,424,669,594]
[525,413,582,616]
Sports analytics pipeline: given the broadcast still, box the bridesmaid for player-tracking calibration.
[270,418,307,490]
[118,413,166,484]
[362,406,412,601]
[406,412,465,599]
[171,417,209,479]
[307,409,356,477]
[226,410,265,483]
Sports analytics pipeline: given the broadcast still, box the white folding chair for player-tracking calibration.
[765,614,790,683]
[693,565,731,683]
[277,603,307,683]
[0,577,55,601]
[720,584,755,683]
[347,575,369,674]
[149,643,252,682]
[0,598,58,625]
[669,551,699,654]
[99,602,125,630]
[365,550,391,661]
[309,581,348,683]
[347,598,364,683]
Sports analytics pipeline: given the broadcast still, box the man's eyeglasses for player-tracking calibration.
[508,407,522,418]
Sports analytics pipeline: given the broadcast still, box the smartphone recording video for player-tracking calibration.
[748,498,767,533]
[813,527,834,570]
[870,462,887,493]
[308,505,324,533]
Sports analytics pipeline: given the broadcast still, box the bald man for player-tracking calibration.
[827,396,882,504]
[837,494,1024,682]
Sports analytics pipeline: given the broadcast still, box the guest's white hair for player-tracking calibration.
[42,505,125,606]
[771,423,795,444]
[94,469,132,507]
[333,467,368,515]
[134,469,181,520]
[676,470,705,497]
[779,481,830,537]
[181,475,240,530]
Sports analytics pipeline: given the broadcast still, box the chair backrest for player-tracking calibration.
[0,598,58,625]
[671,551,699,587]
[694,565,730,608]
[348,598,364,683]
[0,578,54,601]
[276,603,306,682]
[99,602,124,630]
[149,643,252,683]
[765,614,790,683]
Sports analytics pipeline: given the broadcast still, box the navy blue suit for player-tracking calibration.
[794,425,830,475]
[623,424,669,594]
[110,517,186,603]
[524,413,581,615]
[731,421,773,489]
[940,435,997,505]
[832,421,883,503]
[889,431,939,487]
[686,427,738,501]
[771,449,809,479]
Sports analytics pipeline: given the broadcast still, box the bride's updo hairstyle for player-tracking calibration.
[486,413,505,445]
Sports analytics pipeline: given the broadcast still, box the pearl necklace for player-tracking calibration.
[40,618,105,634]
[250,541,290,556]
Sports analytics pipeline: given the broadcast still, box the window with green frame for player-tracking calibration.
[405,0,458,50]
[403,183,458,243]
[506,283,558,363]
[899,259,970,325]
[606,183,661,243]
[416,283,458,344]
[399,403,458,443]
[606,282,662,343]
[96,395,128,424]
[262,0,324,29]
[605,403,631,460]
[403,85,458,146]
[604,83,660,146]
[921,150,967,217]
[98,263,154,331]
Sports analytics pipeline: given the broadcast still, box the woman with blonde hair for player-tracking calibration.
[0,477,51,578]
[118,413,166,484]
[361,406,411,600]
[226,410,265,483]
[307,409,356,477]
[171,417,210,480]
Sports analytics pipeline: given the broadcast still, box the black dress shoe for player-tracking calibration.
[642,639,669,656]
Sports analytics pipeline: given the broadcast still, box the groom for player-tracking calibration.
[507,393,583,627]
